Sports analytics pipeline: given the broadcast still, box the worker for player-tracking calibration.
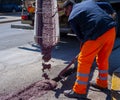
[63,0,116,99]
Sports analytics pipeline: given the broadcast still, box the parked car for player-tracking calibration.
[0,3,22,12]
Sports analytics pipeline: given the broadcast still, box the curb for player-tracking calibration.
[11,24,34,30]
[111,67,120,100]
[0,19,21,24]
[0,12,21,15]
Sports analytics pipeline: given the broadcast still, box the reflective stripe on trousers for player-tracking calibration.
[73,27,116,94]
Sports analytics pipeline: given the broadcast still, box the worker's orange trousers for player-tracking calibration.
[73,27,116,94]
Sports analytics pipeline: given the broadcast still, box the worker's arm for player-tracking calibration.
[69,19,84,41]
[110,12,116,20]
[96,2,116,20]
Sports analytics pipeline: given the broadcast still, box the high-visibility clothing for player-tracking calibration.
[28,6,35,13]
[73,27,116,94]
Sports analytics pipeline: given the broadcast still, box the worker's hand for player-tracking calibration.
[110,12,117,20]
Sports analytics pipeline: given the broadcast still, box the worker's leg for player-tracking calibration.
[73,40,101,94]
[96,27,116,88]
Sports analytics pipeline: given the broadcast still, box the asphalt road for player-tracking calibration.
[0,21,34,51]
[0,13,120,100]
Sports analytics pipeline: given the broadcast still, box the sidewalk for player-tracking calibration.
[0,12,34,30]
[0,12,21,23]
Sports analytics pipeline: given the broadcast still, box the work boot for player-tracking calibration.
[90,81,108,90]
[64,90,90,100]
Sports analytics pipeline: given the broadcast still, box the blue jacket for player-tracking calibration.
[68,0,116,42]
[96,2,115,14]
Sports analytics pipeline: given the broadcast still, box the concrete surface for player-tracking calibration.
[0,13,21,23]
[0,13,120,100]
[0,12,33,30]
